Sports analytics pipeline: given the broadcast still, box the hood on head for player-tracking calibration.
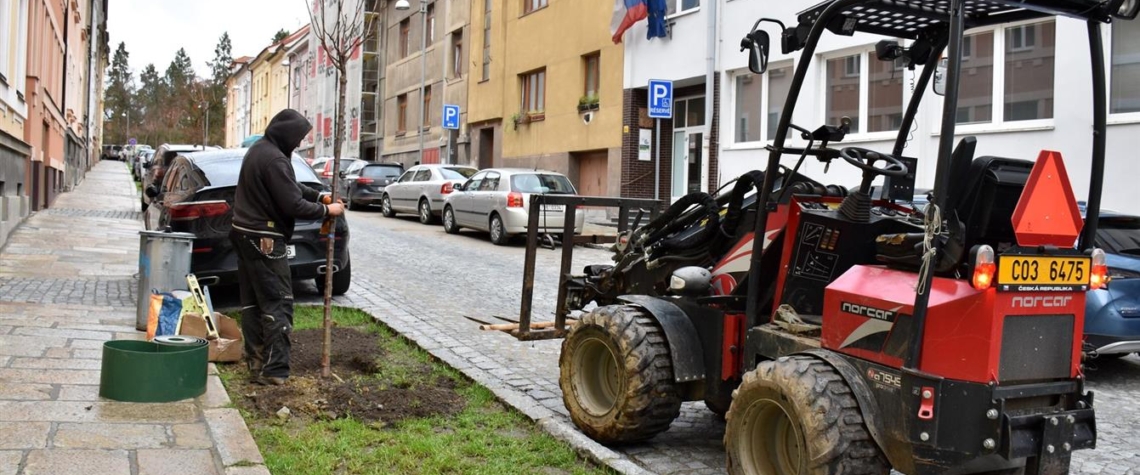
[264,109,312,156]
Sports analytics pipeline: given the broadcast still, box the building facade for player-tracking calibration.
[62,0,90,191]
[381,0,470,167]
[0,0,33,244]
[467,0,623,197]
[624,0,1140,210]
[285,37,317,158]
[224,56,251,148]
[24,0,69,212]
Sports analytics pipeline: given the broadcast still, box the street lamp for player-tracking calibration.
[198,101,209,148]
[395,0,428,165]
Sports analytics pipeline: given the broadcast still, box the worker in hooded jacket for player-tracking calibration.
[231,109,345,385]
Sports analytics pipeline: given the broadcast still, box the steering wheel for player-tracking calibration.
[839,147,909,194]
[840,147,908,178]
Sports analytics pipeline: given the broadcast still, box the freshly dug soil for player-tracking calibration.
[290,327,384,375]
[231,327,465,424]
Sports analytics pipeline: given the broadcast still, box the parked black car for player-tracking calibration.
[141,144,211,212]
[345,163,403,209]
[143,148,351,295]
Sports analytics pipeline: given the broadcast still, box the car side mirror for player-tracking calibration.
[741,29,770,74]
[144,185,159,198]
[453,182,465,192]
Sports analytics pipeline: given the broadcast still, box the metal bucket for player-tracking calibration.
[136,230,195,331]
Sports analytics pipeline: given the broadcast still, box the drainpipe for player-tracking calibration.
[701,0,718,194]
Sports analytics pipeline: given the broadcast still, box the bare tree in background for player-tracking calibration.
[307,0,382,378]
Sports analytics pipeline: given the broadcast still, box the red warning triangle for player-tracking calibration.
[1011,150,1085,247]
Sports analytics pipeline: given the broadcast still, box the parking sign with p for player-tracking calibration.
[648,80,673,119]
[443,104,460,130]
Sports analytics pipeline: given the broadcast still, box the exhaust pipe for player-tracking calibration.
[317,264,341,275]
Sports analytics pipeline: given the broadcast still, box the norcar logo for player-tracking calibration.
[1011,295,1073,308]
[841,302,898,321]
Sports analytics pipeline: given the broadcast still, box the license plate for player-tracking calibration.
[542,205,565,213]
[997,255,1089,291]
[286,245,296,259]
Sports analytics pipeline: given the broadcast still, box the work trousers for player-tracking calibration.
[230,230,294,379]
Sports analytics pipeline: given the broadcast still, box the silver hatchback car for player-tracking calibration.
[442,168,584,245]
[381,165,479,224]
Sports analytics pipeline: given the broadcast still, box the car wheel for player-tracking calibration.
[315,257,351,296]
[490,213,510,246]
[140,198,148,213]
[418,199,437,225]
[443,206,460,234]
[346,196,355,211]
[381,195,396,217]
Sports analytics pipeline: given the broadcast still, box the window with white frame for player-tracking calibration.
[825,54,864,133]
[952,20,1055,126]
[868,55,905,132]
[733,62,794,144]
[734,72,762,143]
[0,0,10,82]
[1111,18,1140,115]
[767,64,793,139]
[1003,20,1054,121]
[668,0,700,16]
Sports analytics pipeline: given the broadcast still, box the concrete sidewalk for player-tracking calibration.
[0,161,265,475]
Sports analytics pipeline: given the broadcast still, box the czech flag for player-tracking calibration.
[612,0,666,44]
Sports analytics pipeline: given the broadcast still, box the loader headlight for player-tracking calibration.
[669,267,713,297]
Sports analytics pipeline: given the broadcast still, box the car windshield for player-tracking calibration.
[510,173,576,194]
[362,166,402,178]
[1097,216,1140,256]
[199,155,321,187]
[441,167,477,179]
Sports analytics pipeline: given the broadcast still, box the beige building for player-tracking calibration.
[224,56,252,148]
[382,0,470,166]
[0,0,33,244]
[248,27,308,137]
[467,0,623,197]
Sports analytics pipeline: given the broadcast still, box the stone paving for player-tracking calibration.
[0,161,266,475]
[259,206,1140,475]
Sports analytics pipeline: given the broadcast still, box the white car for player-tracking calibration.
[381,165,478,224]
[441,168,584,245]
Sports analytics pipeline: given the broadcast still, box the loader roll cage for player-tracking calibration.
[743,0,1138,369]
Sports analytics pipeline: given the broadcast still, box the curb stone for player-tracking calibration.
[361,312,655,475]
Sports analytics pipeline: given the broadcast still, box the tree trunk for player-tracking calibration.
[321,65,349,379]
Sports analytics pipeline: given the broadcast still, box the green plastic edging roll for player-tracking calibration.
[99,339,208,403]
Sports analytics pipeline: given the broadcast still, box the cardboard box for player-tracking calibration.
[179,313,244,363]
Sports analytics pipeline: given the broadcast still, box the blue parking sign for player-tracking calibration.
[648,80,673,119]
[443,104,460,130]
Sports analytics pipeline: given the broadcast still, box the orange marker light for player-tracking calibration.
[1091,248,1108,290]
[973,245,996,291]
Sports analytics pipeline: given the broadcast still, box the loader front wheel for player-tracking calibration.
[559,305,681,443]
[725,355,888,475]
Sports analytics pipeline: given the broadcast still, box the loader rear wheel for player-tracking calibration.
[725,356,888,475]
[559,305,681,443]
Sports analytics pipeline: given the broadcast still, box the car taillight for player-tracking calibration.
[168,201,231,221]
[972,245,995,291]
[441,182,453,195]
[356,177,374,185]
[507,192,524,208]
[1091,248,1109,290]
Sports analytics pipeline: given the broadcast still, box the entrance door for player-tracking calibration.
[671,131,702,201]
[479,128,495,169]
[575,151,608,197]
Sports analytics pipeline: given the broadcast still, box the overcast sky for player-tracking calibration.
[106,0,310,78]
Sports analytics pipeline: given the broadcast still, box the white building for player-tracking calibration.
[621,0,1140,211]
[226,58,253,148]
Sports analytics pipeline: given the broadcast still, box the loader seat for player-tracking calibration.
[952,155,1034,252]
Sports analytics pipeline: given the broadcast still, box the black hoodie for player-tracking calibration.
[232,109,326,241]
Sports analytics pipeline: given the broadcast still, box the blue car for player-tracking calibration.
[1084,212,1140,357]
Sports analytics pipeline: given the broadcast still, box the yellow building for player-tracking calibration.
[468,0,623,197]
[248,27,308,137]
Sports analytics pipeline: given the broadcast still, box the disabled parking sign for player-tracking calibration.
[648,80,673,119]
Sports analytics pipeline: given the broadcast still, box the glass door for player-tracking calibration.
[672,131,688,201]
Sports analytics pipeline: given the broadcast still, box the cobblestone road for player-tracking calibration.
[214,207,1140,475]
